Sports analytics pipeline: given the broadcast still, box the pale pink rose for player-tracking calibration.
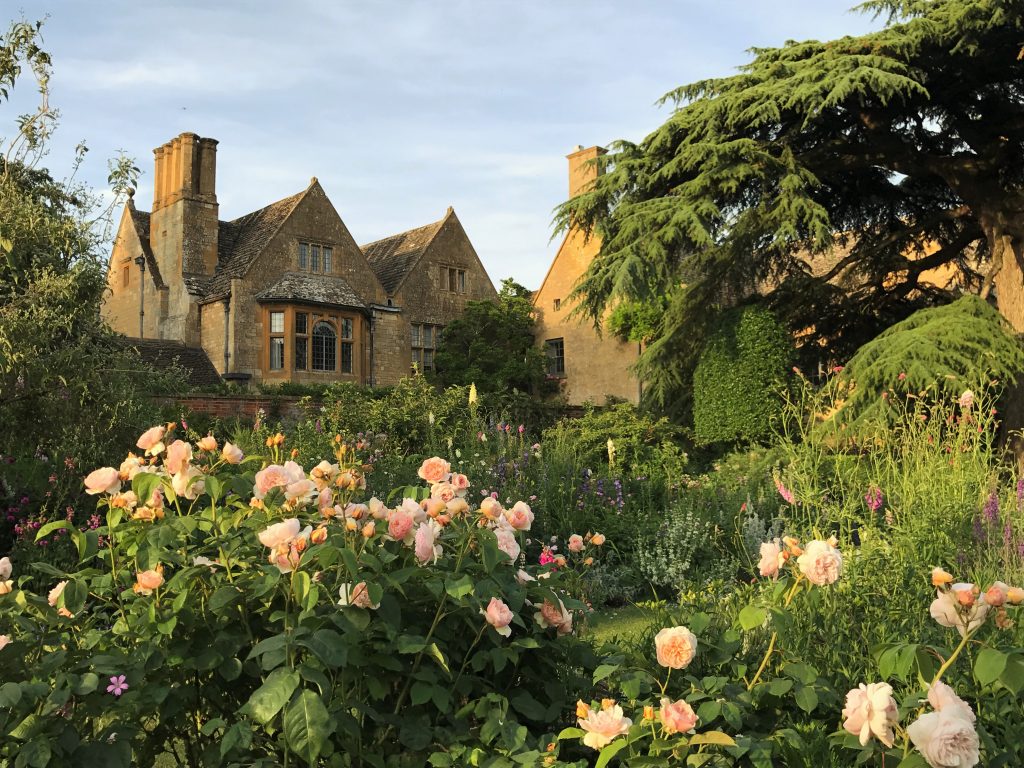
[515,568,536,585]
[417,457,451,484]
[842,682,899,747]
[930,584,989,637]
[48,581,73,616]
[0,557,12,581]
[414,520,442,564]
[927,681,976,724]
[133,567,165,596]
[254,464,291,499]
[578,703,632,749]
[197,435,217,452]
[0,635,9,650]
[430,482,457,503]
[450,473,470,496]
[796,539,843,585]
[908,709,980,768]
[339,582,379,609]
[655,626,698,669]
[165,440,193,475]
[535,599,572,635]
[482,597,514,637]
[119,454,146,481]
[258,518,301,549]
[136,425,166,455]
[84,467,121,496]
[659,697,698,734]
[495,529,521,563]
[984,581,1009,608]
[221,442,244,465]
[568,534,585,553]
[480,497,503,520]
[318,487,334,512]
[284,478,318,506]
[268,527,311,573]
[388,509,416,544]
[172,467,205,500]
[399,497,427,523]
[505,501,534,531]
[758,539,783,578]
[368,497,388,520]
[958,390,975,409]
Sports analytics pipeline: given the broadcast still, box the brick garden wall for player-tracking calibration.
[157,393,315,423]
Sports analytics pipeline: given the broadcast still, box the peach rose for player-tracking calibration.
[310,526,328,545]
[0,581,12,595]
[48,580,73,617]
[907,709,979,768]
[984,581,1009,607]
[172,467,205,500]
[430,481,457,503]
[930,584,989,637]
[659,697,698,734]
[932,567,954,587]
[119,454,147,481]
[414,520,443,565]
[388,509,416,544]
[505,502,534,531]
[482,597,514,637]
[535,599,572,635]
[422,497,447,518]
[417,456,451,484]
[446,497,470,517]
[165,440,193,475]
[258,518,301,549]
[133,566,165,596]
[578,702,632,750]
[84,467,121,496]
[495,529,521,563]
[758,539,783,578]
[338,582,379,610]
[221,442,244,465]
[479,497,503,521]
[0,635,9,651]
[361,521,376,538]
[254,464,290,499]
[368,497,388,520]
[927,681,976,724]
[796,539,843,585]
[197,435,217,452]
[842,682,899,747]
[136,425,166,455]
[310,460,339,490]
[450,473,470,495]
[568,534,585,553]
[1007,586,1024,605]
[590,532,606,546]
[655,626,697,669]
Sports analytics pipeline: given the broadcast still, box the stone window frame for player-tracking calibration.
[298,241,335,275]
[544,337,565,377]
[411,322,443,372]
[122,266,130,288]
[312,320,337,372]
[294,311,309,370]
[269,311,286,370]
[263,305,361,380]
[440,264,467,294]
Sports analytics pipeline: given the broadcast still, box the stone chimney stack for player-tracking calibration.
[567,145,606,198]
[151,132,220,276]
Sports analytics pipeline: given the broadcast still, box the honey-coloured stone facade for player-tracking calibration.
[103,133,498,387]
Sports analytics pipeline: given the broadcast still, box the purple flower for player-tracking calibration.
[1017,477,1024,510]
[982,491,1000,526]
[864,487,884,513]
[106,675,129,696]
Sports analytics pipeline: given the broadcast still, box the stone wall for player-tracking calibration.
[160,393,311,423]
[371,308,409,387]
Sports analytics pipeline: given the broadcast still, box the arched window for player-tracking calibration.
[312,321,336,371]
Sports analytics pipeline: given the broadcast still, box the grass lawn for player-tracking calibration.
[582,602,664,647]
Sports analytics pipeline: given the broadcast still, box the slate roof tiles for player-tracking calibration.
[360,216,446,295]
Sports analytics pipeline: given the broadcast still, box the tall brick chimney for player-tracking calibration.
[150,132,220,277]
[567,144,606,198]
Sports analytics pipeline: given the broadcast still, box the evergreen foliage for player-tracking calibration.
[555,0,1024,416]
[692,306,792,445]
[433,278,551,395]
[827,295,1024,429]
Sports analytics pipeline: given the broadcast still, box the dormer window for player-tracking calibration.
[298,242,334,274]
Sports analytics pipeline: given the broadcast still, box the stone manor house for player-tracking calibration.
[103,132,497,386]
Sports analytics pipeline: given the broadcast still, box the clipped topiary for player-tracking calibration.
[692,306,792,446]
[825,296,1024,431]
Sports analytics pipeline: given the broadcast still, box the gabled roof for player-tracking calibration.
[360,214,447,295]
[255,272,366,310]
[204,189,308,299]
[123,338,221,388]
[125,203,165,289]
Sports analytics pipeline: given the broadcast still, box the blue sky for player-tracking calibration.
[10,1,878,289]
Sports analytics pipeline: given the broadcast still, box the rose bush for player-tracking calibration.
[0,428,598,766]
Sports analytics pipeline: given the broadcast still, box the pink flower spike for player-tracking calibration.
[106,674,129,696]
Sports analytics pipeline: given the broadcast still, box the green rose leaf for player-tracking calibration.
[241,668,299,724]
[284,689,330,765]
[738,605,766,632]
[595,738,628,768]
[974,647,1007,686]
